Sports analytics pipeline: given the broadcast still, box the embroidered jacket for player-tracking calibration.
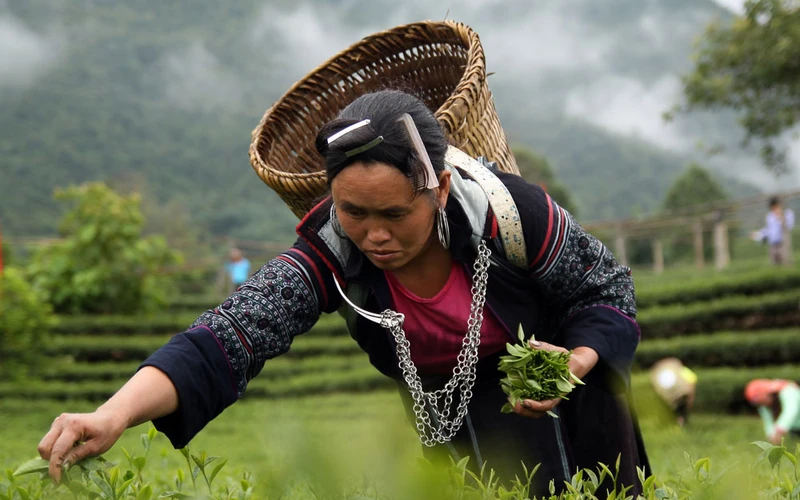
[141,165,641,452]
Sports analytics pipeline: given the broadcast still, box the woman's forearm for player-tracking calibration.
[96,366,179,430]
[569,346,599,379]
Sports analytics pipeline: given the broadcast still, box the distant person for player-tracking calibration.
[224,248,251,292]
[745,379,800,445]
[752,197,795,265]
[649,357,697,427]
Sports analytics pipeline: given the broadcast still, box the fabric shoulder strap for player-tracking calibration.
[444,146,527,268]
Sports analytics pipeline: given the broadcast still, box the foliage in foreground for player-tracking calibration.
[3,425,800,500]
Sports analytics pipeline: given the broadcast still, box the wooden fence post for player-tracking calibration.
[713,221,730,270]
[693,220,704,270]
[653,238,664,275]
[783,222,794,265]
[615,223,628,266]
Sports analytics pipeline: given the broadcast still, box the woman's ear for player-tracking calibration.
[436,170,451,207]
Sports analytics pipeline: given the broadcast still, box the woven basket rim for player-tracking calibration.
[249,20,484,183]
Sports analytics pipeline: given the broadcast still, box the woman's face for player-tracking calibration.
[330,161,449,271]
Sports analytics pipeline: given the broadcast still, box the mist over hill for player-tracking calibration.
[0,0,778,240]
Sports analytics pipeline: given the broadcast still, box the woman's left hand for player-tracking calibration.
[511,340,599,419]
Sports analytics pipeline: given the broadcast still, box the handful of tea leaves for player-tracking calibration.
[498,331,584,417]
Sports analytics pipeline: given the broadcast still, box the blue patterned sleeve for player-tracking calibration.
[140,239,339,447]
[527,198,637,320]
[507,179,639,390]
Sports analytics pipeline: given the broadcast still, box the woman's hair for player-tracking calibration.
[315,90,448,188]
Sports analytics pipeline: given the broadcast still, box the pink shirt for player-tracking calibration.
[385,261,510,374]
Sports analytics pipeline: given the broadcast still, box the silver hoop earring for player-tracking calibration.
[437,205,450,250]
[330,203,347,239]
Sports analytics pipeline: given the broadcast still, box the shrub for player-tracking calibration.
[27,183,181,314]
[0,267,56,381]
[4,427,800,499]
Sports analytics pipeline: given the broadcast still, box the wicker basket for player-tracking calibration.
[249,20,519,219]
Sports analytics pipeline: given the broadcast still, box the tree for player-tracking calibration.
[512,148,580,217]
[661,164,731,264]
[27,183,181,314]
[662,163,729,212]
[677,0,800,173]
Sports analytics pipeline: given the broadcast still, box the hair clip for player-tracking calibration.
[396,113,439,190]
[327,119,372,145]
[345,136,384,157]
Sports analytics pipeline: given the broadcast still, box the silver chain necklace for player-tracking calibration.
[334,241,492,446]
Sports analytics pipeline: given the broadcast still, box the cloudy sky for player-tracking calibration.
[238,0,796,190]
[3,0,796,190]
[0,11,61,89]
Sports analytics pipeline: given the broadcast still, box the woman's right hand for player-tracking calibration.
[37,367,179,483]
[38,409,127,483]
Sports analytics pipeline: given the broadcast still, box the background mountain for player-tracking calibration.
[0,0,782,241]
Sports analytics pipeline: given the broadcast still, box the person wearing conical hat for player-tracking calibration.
[649,357,697,427]
[745,379,800,445]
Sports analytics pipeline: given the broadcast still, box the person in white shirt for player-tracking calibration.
[752,197,795,265]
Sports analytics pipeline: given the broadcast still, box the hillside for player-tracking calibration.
[0,0,766,239]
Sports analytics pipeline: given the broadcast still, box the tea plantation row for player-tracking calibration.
[12,264,799,415]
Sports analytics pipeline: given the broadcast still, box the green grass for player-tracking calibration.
[7,236,799,496]
[0,391,789,499]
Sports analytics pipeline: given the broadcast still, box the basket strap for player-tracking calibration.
[444,146,527,269]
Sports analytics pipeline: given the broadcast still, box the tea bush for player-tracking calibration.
[3,426,799,499]
[0,267,56,381]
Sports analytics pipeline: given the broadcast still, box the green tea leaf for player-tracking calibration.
[158,492,193,499]
[117,477,135,497]
[12,459,49,477]
[92,474,115,499]
[209,458,228,485]
[752,441,773,451]
[77,457,107,472]
[768,446,786,468]
[136,483,153,500]
[556,377,573,393]
[526,379,542,390]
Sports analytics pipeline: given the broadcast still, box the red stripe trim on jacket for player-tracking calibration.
[285,248,329,309]
[531,193,555,268]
